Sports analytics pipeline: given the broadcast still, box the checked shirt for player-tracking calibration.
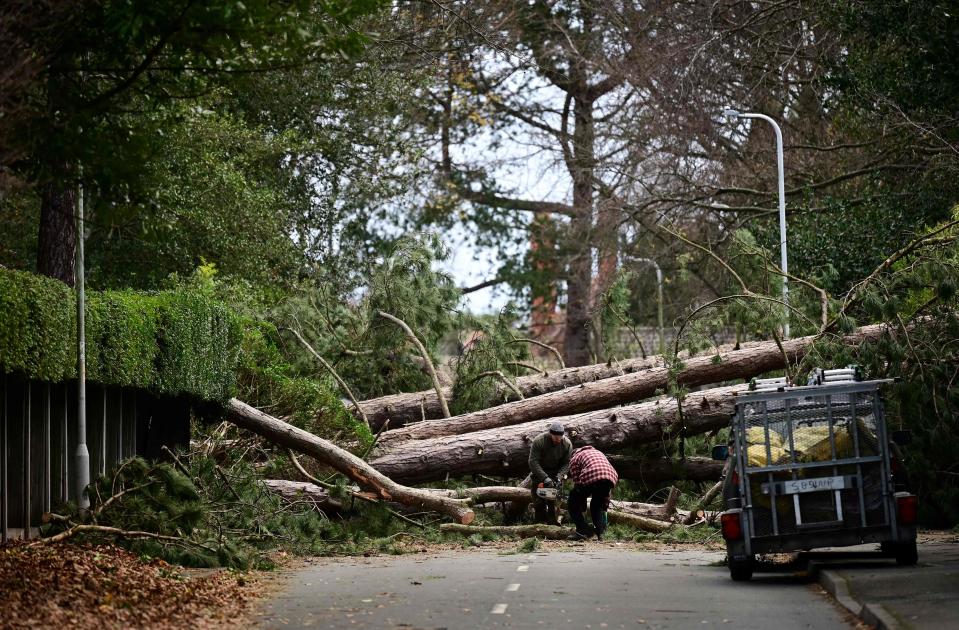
[568,445,619,486]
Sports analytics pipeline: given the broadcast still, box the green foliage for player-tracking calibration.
[50,453,337,569]
[789,213,959,525]
[449,307,529,415]
[758,200,952,294]
[0,267,241,400]
[272,233,462,400]
[825,0,959,125]
[358,233,461,395]
[598,270,644,358]
[86,101,306,291]
[0,268,77,382]
[235,317,371,445]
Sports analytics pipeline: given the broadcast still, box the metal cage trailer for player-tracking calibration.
[716,372,918,580]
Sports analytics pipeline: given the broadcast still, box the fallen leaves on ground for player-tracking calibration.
[0,541,260,629]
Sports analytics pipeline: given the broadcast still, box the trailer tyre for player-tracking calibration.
[729,556,754,581]
[894,540,918,566]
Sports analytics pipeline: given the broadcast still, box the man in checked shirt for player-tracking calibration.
[567,445,619,540]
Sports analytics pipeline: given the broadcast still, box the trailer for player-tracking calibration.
[713,368,918,580]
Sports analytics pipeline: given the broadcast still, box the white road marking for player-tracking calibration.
[491,603,508,614]
[506,583,521,592]
[517,565,529,572]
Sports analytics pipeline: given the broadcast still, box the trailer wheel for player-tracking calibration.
[729,556,754,581]
[894,540,918,566]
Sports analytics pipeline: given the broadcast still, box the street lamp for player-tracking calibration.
[722,108,789,339]
[633,258,665,355]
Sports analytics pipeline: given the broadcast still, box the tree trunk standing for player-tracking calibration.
[563,88,597,368]
[224,399,475,524]
[369,384,743,485]
[37,168,76,285]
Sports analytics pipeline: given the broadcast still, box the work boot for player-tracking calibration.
[567,524,595,541]
[595,527,606,541]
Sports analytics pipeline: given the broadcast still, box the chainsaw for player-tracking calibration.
[535,486,559,500]
[535,474,567,502]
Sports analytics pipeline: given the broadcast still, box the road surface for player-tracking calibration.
[257,545,853,629]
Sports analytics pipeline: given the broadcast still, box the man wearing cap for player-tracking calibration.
[567,445,618,540]
[527,421,573,524]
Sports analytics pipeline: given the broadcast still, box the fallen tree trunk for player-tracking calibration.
[425,486,531,504]
[376,324,889,446]
[224,399,475,524]
[262,480,343,513]
[606,510,674,533]
[606,456,723,484]
[357,353,677,430]
[370,384,743,485]
[440,523,570,539]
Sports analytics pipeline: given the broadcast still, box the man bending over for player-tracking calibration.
[567,445,618,540]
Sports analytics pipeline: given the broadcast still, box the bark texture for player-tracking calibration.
[355,353,669,430]
[440,523,570,539]
[262,480,343,513]
[369,384,743,485]
[224,399,474,524]
[606,509,674,532]
[606,455,723,484]
[376,324,889,446]
[37,178,76,285]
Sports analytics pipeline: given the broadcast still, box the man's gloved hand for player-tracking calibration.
[543,478,554,488]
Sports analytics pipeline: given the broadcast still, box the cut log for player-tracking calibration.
[370,384,744,485]
[262,480,343,513]
[610,499,676,521]
[606,455,723,484]
[224,399,475,524]
[683,479,724,525]
[376,323,890,445]
[606,510,674,533]
[426,486,531,505]
[440,523,570,539]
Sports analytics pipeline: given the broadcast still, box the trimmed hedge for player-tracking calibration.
[0,268,241,401]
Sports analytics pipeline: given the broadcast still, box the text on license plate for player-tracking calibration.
[782,476,846,494]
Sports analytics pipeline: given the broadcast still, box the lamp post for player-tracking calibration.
[722,109,789,339]
[75,177,90,509]
[633,258,665,355]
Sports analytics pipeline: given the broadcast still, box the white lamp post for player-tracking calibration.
[723,108,790,339]
[633,258,665,355]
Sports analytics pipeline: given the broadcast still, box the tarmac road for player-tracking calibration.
[257,544,854,629]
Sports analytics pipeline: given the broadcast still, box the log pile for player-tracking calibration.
[222,324,890,537]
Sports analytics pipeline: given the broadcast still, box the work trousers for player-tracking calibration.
[568,480,614,536]
[530,474,560,524]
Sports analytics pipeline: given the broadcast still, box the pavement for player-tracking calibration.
[254,534,959,629]
[257,545,852,629]
[802,534,959,630]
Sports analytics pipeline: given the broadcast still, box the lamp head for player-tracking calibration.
[722,108,741,121]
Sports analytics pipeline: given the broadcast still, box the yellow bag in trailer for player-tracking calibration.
[745,427,788,466]
[794,419,877,463]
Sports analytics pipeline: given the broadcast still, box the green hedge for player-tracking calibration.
[0,268,241,401]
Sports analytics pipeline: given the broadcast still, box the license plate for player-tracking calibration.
[782,476,846,494]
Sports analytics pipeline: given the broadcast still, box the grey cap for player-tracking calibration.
[549,421,565,435]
